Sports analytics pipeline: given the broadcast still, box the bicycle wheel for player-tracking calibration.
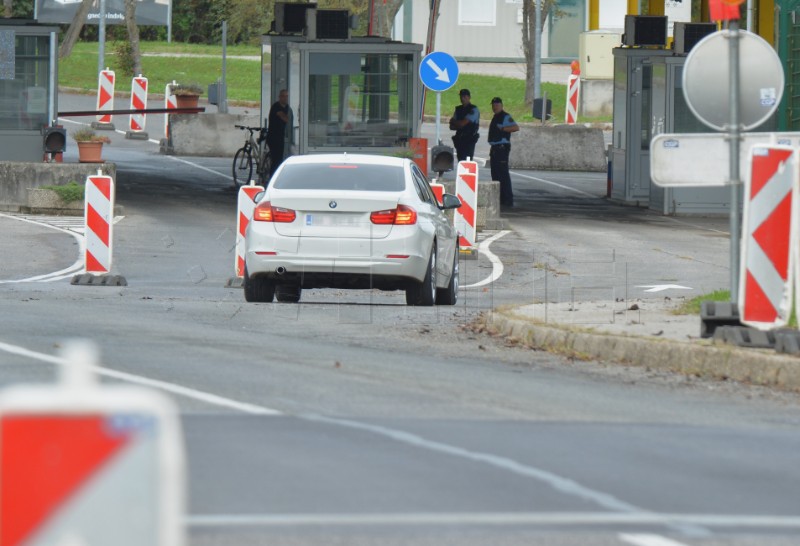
[232,147,253,187]
[258,152,272,186]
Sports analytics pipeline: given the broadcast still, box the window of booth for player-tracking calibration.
[307,51,415,149]
[0,33,50,131]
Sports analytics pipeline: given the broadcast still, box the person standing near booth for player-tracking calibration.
[487,96,519,208]
[267,89,292,177]
[449,89,480,161]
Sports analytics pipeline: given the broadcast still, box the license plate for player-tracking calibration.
[304,213,363,227]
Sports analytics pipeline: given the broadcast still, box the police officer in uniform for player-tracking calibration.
[449,89,480,162]
[487,97,519,208]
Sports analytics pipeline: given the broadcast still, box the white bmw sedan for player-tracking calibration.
[243,153,462,306]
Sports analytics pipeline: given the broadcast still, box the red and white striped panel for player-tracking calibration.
[84,174,115,275]
[236,185,265,277]
[740,145,797,329]
[164,82,177,140]
[565,74,580,125]
[429,182,444,205]
[129,75,148,133]
[454,160,478,249]
[96,69,115,124]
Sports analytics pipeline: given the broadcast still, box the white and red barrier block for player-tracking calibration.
[0,340,185,546]
[235,184,265,278]
[95,68,115,126]
[740,145,798,329]
[164,81,177,140]
[429,181,444,205]
[129,75,148,135]
[84,173,115,275]
[565,74,580,125]
[454,160,478,250]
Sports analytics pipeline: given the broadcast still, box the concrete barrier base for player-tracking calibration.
[0,162,116,212]
[169,113,259,157]
[510,125,606,172]
[436,179,502,231]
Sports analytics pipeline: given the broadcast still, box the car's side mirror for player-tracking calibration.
[440,193,462,210]
[253,190,265,203]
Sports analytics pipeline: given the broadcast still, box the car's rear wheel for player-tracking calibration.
[436,248,458,305]
[406,243,437,306]
[243,267,275,303]
[275,284,302,303]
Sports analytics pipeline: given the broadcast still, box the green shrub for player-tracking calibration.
[42,182,84,204]
[113,41,135,77]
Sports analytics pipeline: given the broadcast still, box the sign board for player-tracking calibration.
[0,341,185,546]
[683,30,783,131]
[651,132,800,187]
[36,0,171,26]
[419,51,459,93]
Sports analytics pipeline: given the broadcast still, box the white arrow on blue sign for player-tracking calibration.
[419,51,459,93]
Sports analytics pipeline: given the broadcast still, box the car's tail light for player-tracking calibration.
[253,201,296,223]
[370,205,417,225]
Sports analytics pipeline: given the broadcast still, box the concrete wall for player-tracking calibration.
[169,113,259,157]
[437,179,502,231]
[510,125,606,172]
[0,162,116,212]
[580,79,613,118]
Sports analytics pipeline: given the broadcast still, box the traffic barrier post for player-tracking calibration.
[164,80,177,142]
[227,183,265,288]
[565,74,580,125]
[0,340,185,546]
[92,68,116,130]
[454,160,478,252]
[739,145,797,329]
[127,74,149,140]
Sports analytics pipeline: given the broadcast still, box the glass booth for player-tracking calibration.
[262,36,422,157]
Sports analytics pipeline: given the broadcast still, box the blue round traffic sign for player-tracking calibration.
[419,51,459,93]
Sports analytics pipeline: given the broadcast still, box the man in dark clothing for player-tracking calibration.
[487,97,519,208]
[449,88,480,162]
[267,89,291,176]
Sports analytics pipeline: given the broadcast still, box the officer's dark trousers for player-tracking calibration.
[490,144,513,207]
[268,140,285,177]
[453,135,476,162]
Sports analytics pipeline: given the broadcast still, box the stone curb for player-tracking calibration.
[482,310,800,393]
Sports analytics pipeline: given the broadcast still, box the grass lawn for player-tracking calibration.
[59,41,608,123]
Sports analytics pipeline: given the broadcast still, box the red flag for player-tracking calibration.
[709,0,741,21]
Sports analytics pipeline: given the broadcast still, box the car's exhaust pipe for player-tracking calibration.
[275,266,286,275]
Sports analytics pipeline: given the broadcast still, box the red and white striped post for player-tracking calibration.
[164,81,177,141]
[565,61,580,125]
[84,172,115,275]
[93,68,115,130]
[739,145,798,329]
[454,160,478,251]
[429,181,444,205]
[234,184,265,281]
[127,75,149,139]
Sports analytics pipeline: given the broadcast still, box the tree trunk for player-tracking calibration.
[125,0,142,76]
[369,0,404,37]
[522,1,555,105]
[59,0,93,59]
[3,0,12,18]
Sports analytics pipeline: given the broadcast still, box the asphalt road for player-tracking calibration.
[0,95,798,545]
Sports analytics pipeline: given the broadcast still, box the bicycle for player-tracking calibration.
[232,125,272,187]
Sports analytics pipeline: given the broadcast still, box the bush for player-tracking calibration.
[41,182,84,204]
[113,41,135,77]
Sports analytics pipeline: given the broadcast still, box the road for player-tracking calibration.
[0,97,798,545]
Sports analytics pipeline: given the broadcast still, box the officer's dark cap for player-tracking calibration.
[459,89,471,97]
[491,97,503,104]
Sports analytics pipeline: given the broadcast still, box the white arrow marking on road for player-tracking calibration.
[425,58,450,83]
[636,284,693,293]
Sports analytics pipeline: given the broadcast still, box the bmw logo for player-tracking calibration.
[329,201,337,209]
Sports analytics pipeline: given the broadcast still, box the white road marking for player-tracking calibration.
[186,512,800,529]
[463,229,510,288]
[167,155,233,181]
[510,171,599,198]
[636,284,693,293]
[620,533,691,546]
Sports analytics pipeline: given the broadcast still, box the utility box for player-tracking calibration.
[579,31,621,80]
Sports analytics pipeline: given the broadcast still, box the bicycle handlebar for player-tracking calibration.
[234,125,263,132]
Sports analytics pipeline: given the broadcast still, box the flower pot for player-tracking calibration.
[77,141,104,163]
[175,94,200,109]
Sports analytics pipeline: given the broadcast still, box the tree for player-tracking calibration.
[124,0,142,75]
[59,0,93,59]
[368,0,403,37]
[521,0,559,105]
[3,0,11,18]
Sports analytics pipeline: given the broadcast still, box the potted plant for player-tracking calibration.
[72,128,110,163]
[172,82,204,109]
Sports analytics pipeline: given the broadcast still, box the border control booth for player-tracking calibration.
[0,20,59,162]
[261,34,422,158]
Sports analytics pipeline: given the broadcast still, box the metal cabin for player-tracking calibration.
[261,34,422,158]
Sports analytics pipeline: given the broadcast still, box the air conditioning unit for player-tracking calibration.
[315,9,350,40]
[274,2,317,34]
[673,22,717,54]
[623,15,668,47]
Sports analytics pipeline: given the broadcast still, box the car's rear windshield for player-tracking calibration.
[273,163,405,192]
